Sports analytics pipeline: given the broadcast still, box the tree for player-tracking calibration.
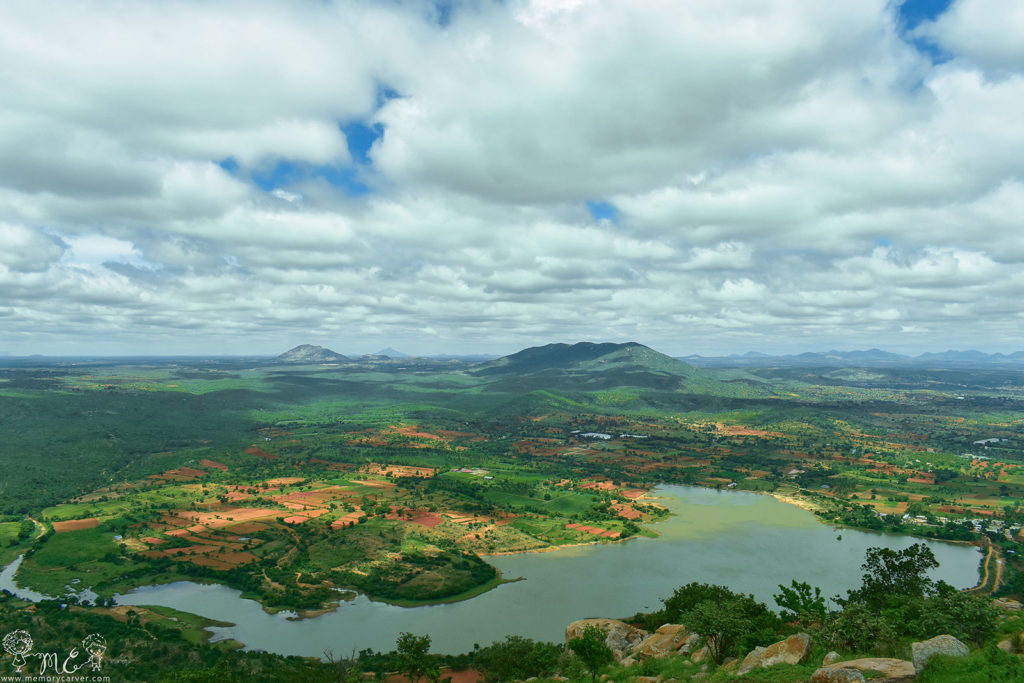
[774,579,828,624]
[567,625,614,683]
[683,599,749,664]
[847,543,939,609]
[396,632,436,683]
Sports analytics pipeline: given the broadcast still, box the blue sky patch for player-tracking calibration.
[253,159,369,197]
[895,0,953,63]
[341,122,384,166]
[586,200,618,222]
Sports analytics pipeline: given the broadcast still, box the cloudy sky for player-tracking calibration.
[2,0,1023,357]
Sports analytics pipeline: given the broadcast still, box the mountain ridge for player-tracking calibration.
[275,344,350,363]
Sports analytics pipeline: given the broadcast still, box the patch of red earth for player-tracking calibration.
[264,477,304,486]
[165,529,191,537]
[435,430,485,441]
[358,479,396,489]
[51,518,101,533]
[580,480,617,491]
[612,505,642,520]
[244,446,278,460]
[408,514,443,528]
[601,530,621,538]
[622,489,646,499]
[225,521,269,534]
[332,511,366,528]
[283,515,311,524]
[566,523,613,536]
[199,458,229,471]
[308,457,354,470]
[141,537,166,544]
[391,425,443,440]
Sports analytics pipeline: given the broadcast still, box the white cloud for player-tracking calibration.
[1,0,1024,355]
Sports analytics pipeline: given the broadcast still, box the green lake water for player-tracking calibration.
[97,485,981,655]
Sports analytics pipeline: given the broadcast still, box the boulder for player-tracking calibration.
[822,651,842,666]
[911,634,970,673]
[993,598,1023,611]
[810,668,866,683]
[690,646,709,663]
[737,633,812,675]
[814,658,915,681]
[565,619,648,661]
[679,632,703,655]
[631,624,693,659]
[997,638,1014,653]
[634,677,657,683]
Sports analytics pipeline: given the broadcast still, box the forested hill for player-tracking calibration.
[470,341,771,396]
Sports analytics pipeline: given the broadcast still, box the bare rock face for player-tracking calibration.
[810,668,866,683]
[993,597,1023,611]
[690,645,710,663]
[737,633,812,675]
[565,619,648,661]
[911,634,969,673]
[813,658,915,682]
[631,624,694,659]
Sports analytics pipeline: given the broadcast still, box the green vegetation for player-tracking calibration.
[4,344,1024,679]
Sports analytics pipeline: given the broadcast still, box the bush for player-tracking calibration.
[474,635,561,682]
[821,601,897,655]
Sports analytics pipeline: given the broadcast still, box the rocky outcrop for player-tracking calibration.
[812,658,915,682]
[822,651,842,666]
[736,633,812,675]
[993,598,1023,611]
[690,645,710,663]
[631,624,700,659]
[911,634,969,673]
[565,619,648,661]
[810,668,866,683]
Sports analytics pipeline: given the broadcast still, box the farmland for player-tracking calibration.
[3,342,1024,613]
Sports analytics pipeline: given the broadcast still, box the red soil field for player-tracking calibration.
[331,511,365,528]
[199,458,229,471]
[244,446,278,460]
[408,513,443,528]
[391,425,442,440]
[52,518,100,533]
[264,477,303,486]
[622,489,646,499]
[224,521,269,534]
[566,523,614,536]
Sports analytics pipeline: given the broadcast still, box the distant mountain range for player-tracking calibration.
[683,348,1024,369]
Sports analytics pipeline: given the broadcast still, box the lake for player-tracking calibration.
[5,485,982,656]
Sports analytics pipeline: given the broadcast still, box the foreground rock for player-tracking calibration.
[810,669,865,683]
[737,633,812,675]
[993,598,1023,611]
[911,634,969,673]
[565,619,648,661]
[812,658,915,682]
[631,624,702,659]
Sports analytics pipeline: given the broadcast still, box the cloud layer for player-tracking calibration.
[2,0,1022,356]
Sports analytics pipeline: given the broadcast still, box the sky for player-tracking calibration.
[2,0,1024,358]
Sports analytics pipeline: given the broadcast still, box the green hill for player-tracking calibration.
[472,342,769,397]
